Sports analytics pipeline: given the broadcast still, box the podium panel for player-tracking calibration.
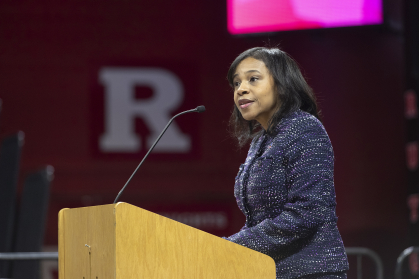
[59,202,275,279]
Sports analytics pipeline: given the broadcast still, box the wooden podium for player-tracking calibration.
[58,202,275,278]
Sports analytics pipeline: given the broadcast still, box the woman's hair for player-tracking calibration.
[227,47,321,147]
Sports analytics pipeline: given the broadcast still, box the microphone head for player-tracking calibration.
[196,105,206,113]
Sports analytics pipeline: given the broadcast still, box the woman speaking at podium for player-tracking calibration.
[223,47,349,279]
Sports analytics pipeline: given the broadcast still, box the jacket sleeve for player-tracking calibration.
[225,119,338,257]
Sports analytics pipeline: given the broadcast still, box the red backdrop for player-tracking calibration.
[0,0,406,278]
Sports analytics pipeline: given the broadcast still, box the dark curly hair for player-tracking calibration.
[227,47,321,147]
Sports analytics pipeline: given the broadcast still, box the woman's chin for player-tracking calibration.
[241,113,255,122]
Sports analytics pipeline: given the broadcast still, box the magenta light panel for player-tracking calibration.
[227,0,383,34]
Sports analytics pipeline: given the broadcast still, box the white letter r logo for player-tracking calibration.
[99,67,191,153]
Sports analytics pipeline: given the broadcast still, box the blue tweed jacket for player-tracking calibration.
[225,110,349,278]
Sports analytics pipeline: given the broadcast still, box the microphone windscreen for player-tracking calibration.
[196,106,206,113]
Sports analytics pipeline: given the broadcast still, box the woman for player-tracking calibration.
[224,47,349,278]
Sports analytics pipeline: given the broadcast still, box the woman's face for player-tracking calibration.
[233,57,278,130]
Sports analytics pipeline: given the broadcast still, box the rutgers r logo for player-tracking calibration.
[96,67,195,155]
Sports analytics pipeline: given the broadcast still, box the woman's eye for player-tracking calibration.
[234,81,240,87]
[250,77,259,82]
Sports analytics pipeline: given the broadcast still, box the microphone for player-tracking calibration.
[113,105,206,203]
[196,105,205,113]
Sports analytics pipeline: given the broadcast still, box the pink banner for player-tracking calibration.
[228,0,382,34]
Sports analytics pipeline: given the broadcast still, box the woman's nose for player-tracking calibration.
[236,83,248,96]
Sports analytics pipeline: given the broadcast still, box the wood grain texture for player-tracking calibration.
[59,203,275,279]
[58,208,67,279]
[59,204,115,279]
[114,203,275,279]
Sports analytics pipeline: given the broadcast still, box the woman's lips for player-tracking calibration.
[240,102,253,109]
[238,99,254,109]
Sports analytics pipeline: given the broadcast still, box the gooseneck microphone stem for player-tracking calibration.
[113,106,205,204]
